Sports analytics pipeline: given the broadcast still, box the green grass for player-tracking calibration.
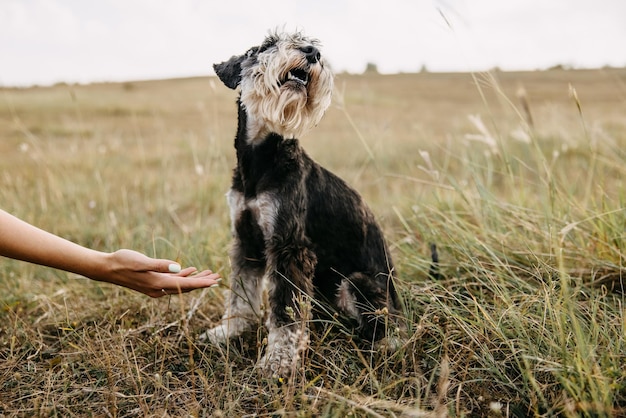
[1,68,626,416]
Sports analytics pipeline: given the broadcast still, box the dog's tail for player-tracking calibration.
[428,243,441,280]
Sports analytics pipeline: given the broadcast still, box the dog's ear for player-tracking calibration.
[213,54,245,89]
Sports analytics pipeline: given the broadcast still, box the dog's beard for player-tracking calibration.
[240,49,333,140]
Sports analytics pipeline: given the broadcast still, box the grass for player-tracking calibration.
[1,67,626,417]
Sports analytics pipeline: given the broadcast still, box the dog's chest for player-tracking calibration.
[227,189,278,242]
[236,135,302,195]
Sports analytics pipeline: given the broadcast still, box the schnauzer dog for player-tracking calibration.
[200,30,401,377]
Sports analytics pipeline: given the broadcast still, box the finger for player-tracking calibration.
[150,258,183,274]
[175,266,198,277]
[187,269,220,279]
[152,260,203,276]
[163,274,222,294]
[167,263,182,273]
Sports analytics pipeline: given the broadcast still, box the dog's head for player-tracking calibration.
[214,30,334,140]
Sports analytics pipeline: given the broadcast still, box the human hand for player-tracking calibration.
[101,249,221,298]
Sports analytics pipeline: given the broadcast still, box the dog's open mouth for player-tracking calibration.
[282,68,309,87]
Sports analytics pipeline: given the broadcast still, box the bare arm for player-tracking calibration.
[0,209,220,297]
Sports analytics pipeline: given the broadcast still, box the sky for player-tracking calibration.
[1,0,625,86]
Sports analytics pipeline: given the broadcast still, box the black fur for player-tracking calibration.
[230,98,401,342]
[428,243,441,280]
[213,47,260,90]
[213,55,245,89]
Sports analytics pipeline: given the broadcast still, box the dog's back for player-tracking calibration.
[304,154,401,332]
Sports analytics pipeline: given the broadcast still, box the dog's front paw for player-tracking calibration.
[198,317,253,345]
[257,326,308,378]
[198,324,230,345]
[258,344,298,378]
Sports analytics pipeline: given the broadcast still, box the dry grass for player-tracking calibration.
[1,67,626,417]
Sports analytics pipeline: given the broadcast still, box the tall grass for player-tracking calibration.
[1,69,625,416]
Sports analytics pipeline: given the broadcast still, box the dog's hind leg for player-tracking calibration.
[258,244,316,377]
[336,272,401,345]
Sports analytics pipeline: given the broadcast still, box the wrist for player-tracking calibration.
[81,250,114,283]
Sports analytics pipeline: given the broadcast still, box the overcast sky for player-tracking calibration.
[1,0,625,86]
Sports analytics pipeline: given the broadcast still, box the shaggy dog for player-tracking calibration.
[200,30,401,377]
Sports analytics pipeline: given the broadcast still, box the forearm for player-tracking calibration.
[0,209,108,278]
[0,209,221,297]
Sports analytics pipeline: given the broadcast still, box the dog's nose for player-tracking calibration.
[300,45,321,64]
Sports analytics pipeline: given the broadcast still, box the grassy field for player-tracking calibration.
[1,67,625,417]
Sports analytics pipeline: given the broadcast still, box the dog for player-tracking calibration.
[200,30,401,377]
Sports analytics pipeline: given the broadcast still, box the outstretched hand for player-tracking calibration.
[0,209,221,298]
[103,249,221,298]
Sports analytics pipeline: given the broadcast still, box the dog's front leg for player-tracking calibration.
[258,244,316,378]
[199,269,263,345]
[199,239,264,345]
